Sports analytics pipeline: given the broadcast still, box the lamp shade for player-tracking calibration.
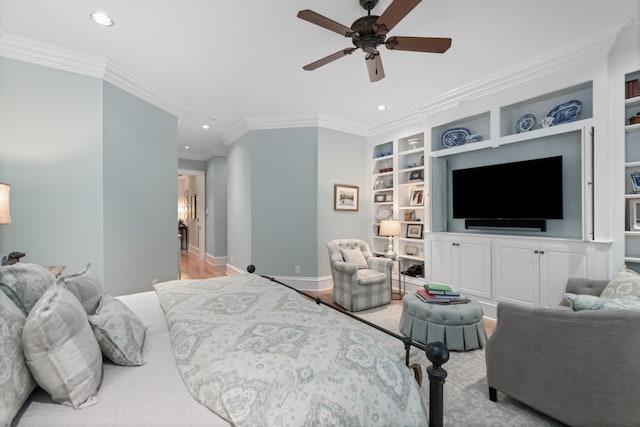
[379,219,401,237]
[0,183,10,224]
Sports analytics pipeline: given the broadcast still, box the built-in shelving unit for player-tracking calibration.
[371,133,426,285]
[623,70,640,271]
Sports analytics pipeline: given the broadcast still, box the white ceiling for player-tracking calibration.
[1,0,638,160]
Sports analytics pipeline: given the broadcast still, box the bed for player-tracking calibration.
[4,265,431,427]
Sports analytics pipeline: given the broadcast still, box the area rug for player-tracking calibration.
[356,303,563,426]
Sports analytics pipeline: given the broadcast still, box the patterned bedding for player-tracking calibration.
[154,274,428,427]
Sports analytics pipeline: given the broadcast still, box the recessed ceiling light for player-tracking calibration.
[90,12,114,26]
[202,124,210,129]
[184,145,190,150]
[377,105,386,111]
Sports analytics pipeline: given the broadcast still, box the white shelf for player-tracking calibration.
[399,147,424,156]
[625,123,640,134]
[625,231,640,237]
[625,194,640,199]
[399,254,424,262]
[625,95,640,108]
[625,257,640,264]
[625,161,640,168]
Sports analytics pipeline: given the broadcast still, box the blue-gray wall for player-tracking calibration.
[103,82,178,294]
[0,57,104,276]
[0,57,179,295]
[226,126,368,279]
[206,156,227,258]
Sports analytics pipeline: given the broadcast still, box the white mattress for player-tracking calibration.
[13,291,229,427]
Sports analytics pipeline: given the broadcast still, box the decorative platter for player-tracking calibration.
[441,127,471,148]
[375,205,393,221]
[547,99,582,125]
[515,113,537,133]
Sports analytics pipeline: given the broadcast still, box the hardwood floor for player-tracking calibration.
[179,250,228,279]
[179,255,497,335]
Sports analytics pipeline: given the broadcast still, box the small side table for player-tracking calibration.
[178,225,189,250]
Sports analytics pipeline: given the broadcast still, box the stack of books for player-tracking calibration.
[416,283,470,304]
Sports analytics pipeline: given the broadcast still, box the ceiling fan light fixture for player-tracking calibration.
[90,12,114,27]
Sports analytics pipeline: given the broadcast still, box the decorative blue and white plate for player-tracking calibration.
[547,100,582,125]
[515,113,536,133]
[441,127,471,148]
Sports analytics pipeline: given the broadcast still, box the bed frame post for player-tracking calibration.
[426,341,449,427]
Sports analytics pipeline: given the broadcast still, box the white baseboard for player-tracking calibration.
[205,253,227,266]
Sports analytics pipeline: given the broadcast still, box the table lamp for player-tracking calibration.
[0,183,10,224]
[379,219,401,258]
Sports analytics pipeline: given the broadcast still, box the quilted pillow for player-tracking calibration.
[22,286,102,408]
[340,248,368,269]
[88,295,146,366]
[0,263,55,315]
[58,263,104,315]
[0,291,36,427]
[600,267,640,301]
[564,293,640,311]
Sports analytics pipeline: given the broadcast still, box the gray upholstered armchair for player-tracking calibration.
[326,239,393,312]
[485,278,640,426]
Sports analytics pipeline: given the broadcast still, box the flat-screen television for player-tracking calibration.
[452,156,563,222]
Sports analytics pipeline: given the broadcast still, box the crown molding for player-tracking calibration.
[223,113,368,146]
[0,33,187,118]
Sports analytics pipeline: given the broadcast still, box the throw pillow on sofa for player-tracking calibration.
[564,293,640,311]
[340,248,368,269]
[600,267,640,301]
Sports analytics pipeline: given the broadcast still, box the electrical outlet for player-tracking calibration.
[294,266,300,274]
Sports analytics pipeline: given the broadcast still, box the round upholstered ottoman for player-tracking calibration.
[399,292,487,351]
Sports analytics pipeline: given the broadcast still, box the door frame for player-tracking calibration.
[178,169,206,260]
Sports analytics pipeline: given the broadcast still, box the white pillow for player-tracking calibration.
[88,295,146,366]
[600,267,640,301]
[58,263,104,315]
[22,285,102,408]
[340,248,368,269]
[0,291,36,426]
[564,293,640,311]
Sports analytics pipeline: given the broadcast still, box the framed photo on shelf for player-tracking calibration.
[406,224,423,239]
[384,194,393,202]
[410,188,424,206]
[334,184,359,211]
[405,245,418,256]
[629,199,640,231]
[409,170,423,181]
[631,172,640,193]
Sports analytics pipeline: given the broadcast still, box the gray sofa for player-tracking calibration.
[486,278,640,426]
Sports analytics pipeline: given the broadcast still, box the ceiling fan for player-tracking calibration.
[297,0,451,82]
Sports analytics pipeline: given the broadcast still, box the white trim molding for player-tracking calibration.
[0,33,187,118]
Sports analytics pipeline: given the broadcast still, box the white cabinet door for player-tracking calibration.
[493,240,540,306]
[429,237,454,285]
[458,239,492,298]
[539,243,591,307]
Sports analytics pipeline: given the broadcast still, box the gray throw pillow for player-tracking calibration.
[340,248,369,269]
[22,285,102,408]
[0,291,36,427]
[88,295,146,366]
[0,263,55,315]
[58,263,104,315]
[600,267,640,301]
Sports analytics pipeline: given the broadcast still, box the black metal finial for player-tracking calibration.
[247,265,255,273]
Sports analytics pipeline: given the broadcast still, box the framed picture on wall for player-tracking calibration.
[334,184,359,211]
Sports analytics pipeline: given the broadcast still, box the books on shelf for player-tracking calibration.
[416,288,469,304]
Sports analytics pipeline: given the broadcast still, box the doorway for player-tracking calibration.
[178,169,205,260]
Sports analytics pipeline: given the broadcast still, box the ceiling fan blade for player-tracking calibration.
[303,48,357,71]
[297,9,354,37]
[366,53,385,82]
[375,0,421,34]
[385,36,452,53]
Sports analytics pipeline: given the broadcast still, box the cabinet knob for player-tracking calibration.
[534,250,539,254]
[539,250,545,255]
